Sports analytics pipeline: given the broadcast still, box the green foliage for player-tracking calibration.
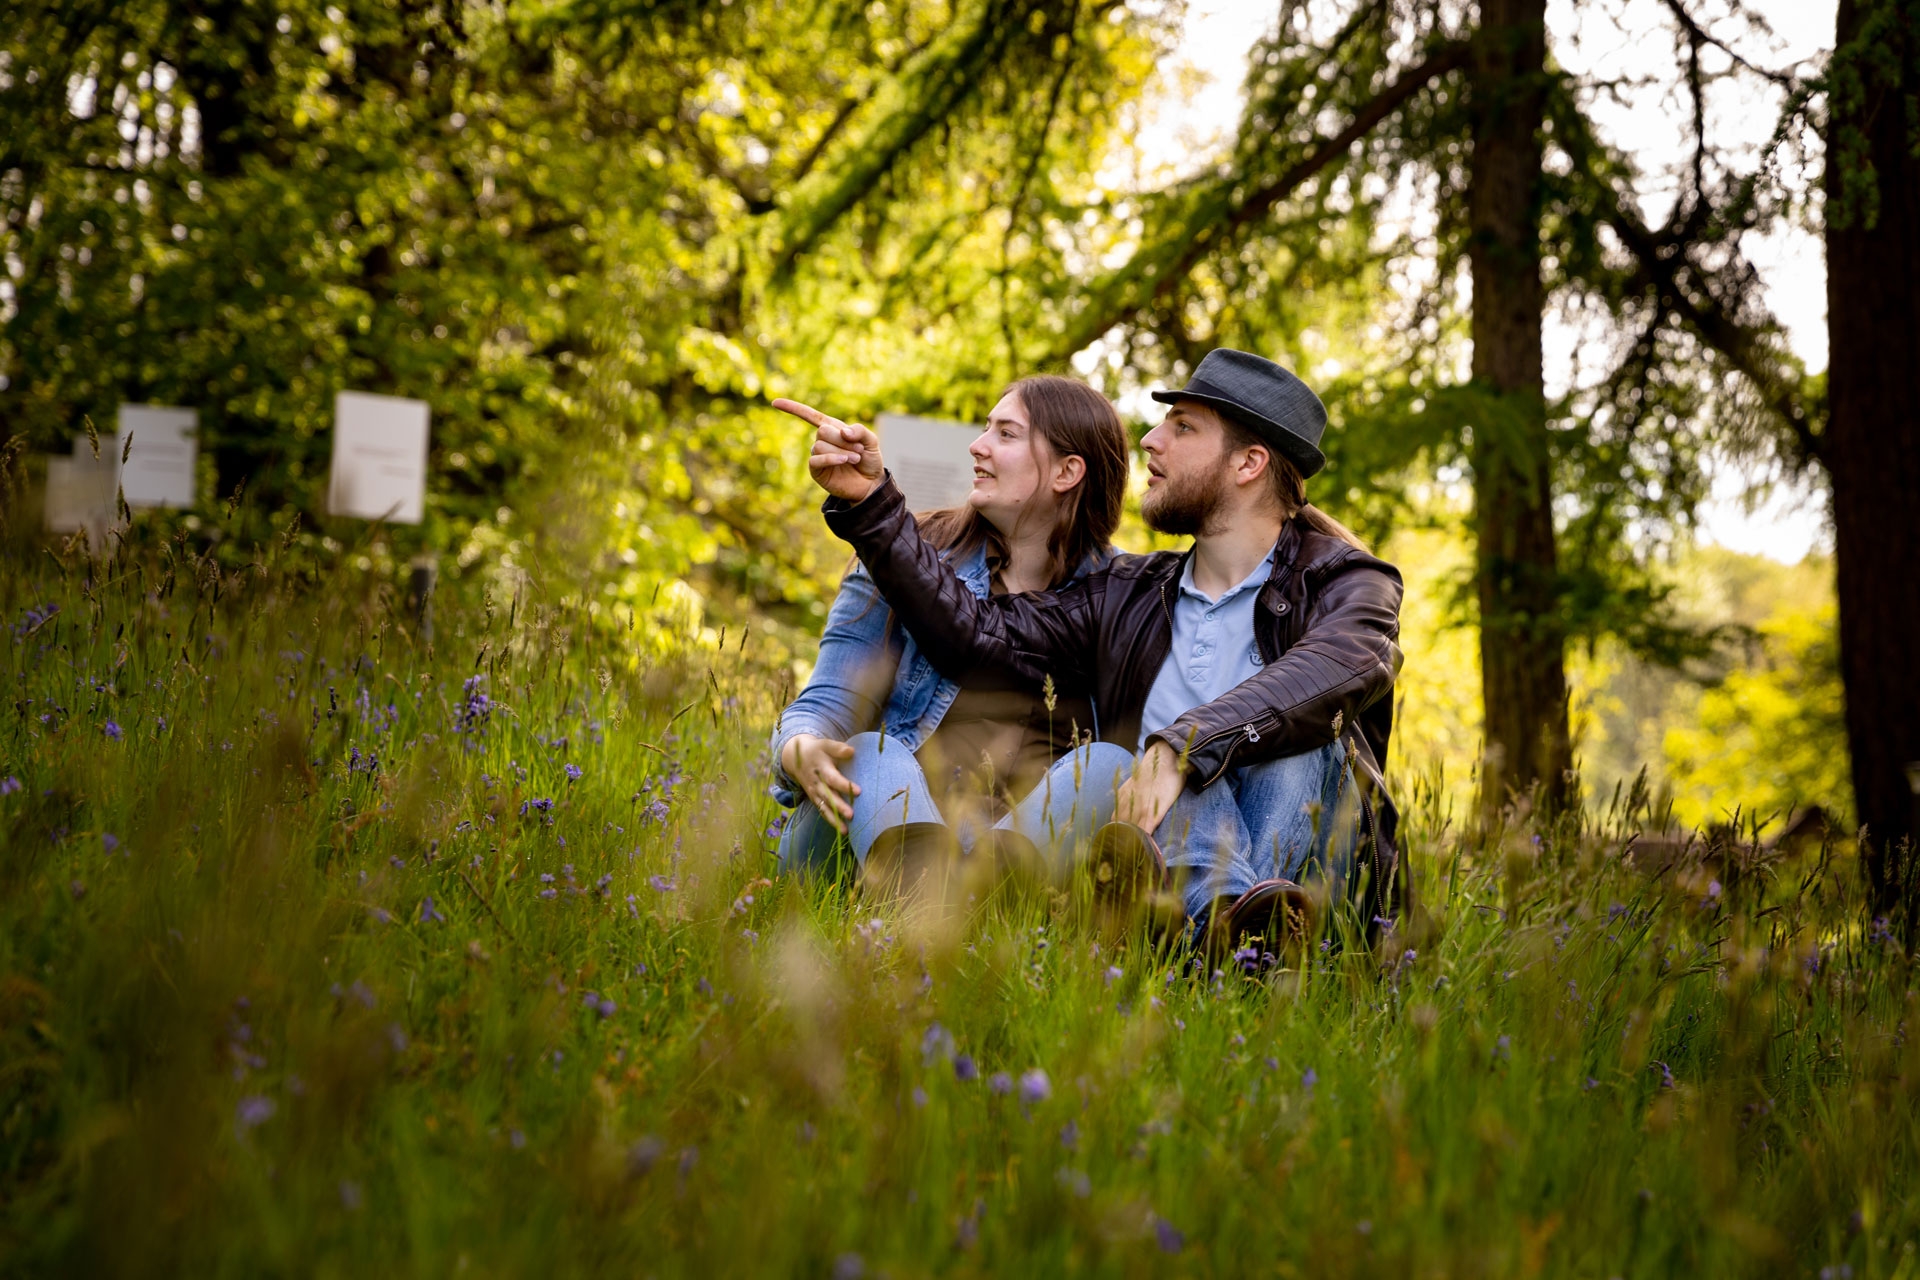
[1665,601,1853,831]
[0,522,1913,1276]
[2,0,1168,614]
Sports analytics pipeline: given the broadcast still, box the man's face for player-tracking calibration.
[1138,401,1235,535]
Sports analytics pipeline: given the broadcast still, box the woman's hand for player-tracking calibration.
[781,733,861,833]
[773,398,884,503]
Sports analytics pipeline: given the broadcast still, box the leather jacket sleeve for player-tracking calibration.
[822,475,1101,694]
[1146,557,1404,789]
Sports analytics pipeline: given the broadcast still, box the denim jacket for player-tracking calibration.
[770,542,1112,806]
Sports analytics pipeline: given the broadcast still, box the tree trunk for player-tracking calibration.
[1826,0,1920,901]
[1467,0,1569,819]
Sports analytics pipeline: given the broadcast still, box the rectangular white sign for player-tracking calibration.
[115,403,198,509]
[44,451,118,537]
[876,413,981,512]
[328,391,430,524]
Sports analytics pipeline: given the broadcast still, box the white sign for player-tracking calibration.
[115,403,198,509]
[328,391,430,524]
[44,450,118,538]
[876,413,981,511]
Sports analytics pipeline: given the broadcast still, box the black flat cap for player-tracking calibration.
[1150,349,1328,478]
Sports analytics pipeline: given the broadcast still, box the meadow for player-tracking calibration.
[1,525,1913,1279]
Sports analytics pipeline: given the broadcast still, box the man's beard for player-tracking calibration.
[1141,460,1228,536]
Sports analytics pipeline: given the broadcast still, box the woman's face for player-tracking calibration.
[967,391,1076,533]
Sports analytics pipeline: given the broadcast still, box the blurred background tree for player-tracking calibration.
[4,0,1903,858]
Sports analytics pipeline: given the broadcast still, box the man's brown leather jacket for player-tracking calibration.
[824,474,1412,925]
[823,475,1405,786]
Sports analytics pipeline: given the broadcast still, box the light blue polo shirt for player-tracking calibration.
[1138,549,1275,750]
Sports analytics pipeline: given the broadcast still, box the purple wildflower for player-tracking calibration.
[565,763,583,782]
[101,833,119,853]
[1058,1120,1079,1151]
[1155,1217,1185,1254]
[1018,1069,1051,1105]
[234,1095,276,1134]
[832,1254,864,1280]
[627,1136,664,1175]
[597,997,617,1019]
[911,1087,928,1109]
[920,1022,955,1066]
[988,1072,1013,1096]
[649,874,677,893]
[419,896,446,924]
[1104,965,1123,986]
[1302,1067,1317,1093]
[0,776,20,796]
[103,720,123,741]
[954,1054,978,1082]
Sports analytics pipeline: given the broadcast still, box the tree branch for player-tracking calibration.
[1045,39,1471,361]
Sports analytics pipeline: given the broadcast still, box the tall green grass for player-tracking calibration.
[1,529,1913,1277]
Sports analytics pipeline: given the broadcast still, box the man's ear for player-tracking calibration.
[1051,452,1087,494]
[1234,443,1272,490]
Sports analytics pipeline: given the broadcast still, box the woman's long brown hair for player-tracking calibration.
[916,375,1128,588]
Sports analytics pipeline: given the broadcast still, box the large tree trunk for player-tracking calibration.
[1826,0,1920,901]
[1467,0,1569,819]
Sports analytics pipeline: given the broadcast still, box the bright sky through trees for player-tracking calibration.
[1134,0,1834,562]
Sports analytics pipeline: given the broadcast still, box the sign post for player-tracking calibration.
[874,413,982,512]
[114,404,198,509]
[327,391,430,524]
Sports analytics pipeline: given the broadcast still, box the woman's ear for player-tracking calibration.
[1051,452,1087,494]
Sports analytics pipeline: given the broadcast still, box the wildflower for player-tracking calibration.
[509,1129,527,1150]
[641,798,671,825]
[764,812,789,841]
[911,1087,928,1109]
[520,797,555,816]
[1155,1217,1185,1254]
[234,1095,276,1134]
[1494,1035,1511,1062]
[103,720,123,741]
[649,874,677,893]
[677,1147,698,1176]
[1018,1069,1051,1105]
[1302,1067,1317,1094]
[988,1072,1013,1096]
[920,1022,955,1066]
[565,763,583,782]
[419,897,446,924]
[0,776,20,795]
[832,1254,864,1280]
[1651,1060,1675,1090]
[627,1136,664,1176]
[953,1055,978,1082]
[1058,1120,1078,1151]
[102,833,119,853]
[367,906,392,925]
[1104,965,1123,986]
[69,879,86,900]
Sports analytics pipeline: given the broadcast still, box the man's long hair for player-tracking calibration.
[918,375,1129,587]
[1217,415,1367,551]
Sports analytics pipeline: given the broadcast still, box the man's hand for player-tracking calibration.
[781,733,860,834]
[773,398,884,503]
[1114,739,1187,835]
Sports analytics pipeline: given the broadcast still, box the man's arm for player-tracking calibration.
[1148,558,1404,789]
[774,395,1102,692]
[821,475,1100,693]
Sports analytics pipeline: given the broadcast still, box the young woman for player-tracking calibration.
[770,376,1136,887]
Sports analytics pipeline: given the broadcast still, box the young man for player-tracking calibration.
[777,349,1406,943]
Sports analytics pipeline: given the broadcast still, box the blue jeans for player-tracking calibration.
[777,733,1135,880]
[1153,741,1357,919]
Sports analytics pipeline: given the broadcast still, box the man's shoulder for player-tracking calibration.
[1296,528,1401,584]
